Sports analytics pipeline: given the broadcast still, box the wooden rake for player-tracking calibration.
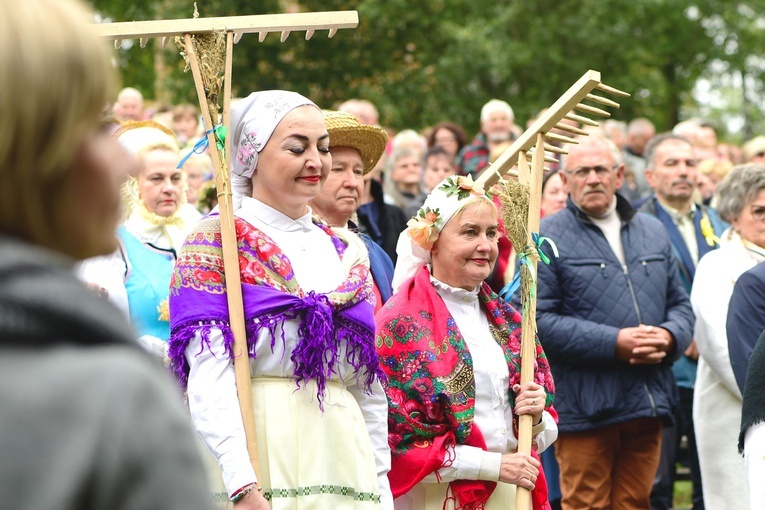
[475,70,629,510]
[97,8,359,489]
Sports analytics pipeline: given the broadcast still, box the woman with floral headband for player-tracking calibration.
[376,175,557,510]
[168,91,392,510]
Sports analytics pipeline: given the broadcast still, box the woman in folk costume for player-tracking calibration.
[168,91,393,510]
[691,163,765,509]
[375,176,557,510]
[79,121,198,358]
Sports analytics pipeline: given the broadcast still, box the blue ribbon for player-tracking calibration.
[498,232,560,303]
[176,125,227,169]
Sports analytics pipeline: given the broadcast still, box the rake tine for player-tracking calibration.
[565,113,600,126]
[545,132,579,145]
[596,82,631,97]
[525,152,559,165]
[575,103,611,118]
[544,143,568,155]
[554,123,588,136]
[585,93,620,108]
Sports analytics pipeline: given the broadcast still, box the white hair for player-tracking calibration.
[117,87,143,103]
[480,99,514,124]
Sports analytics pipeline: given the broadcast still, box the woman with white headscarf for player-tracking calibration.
[376,176,557,510]
[168,91,392,510]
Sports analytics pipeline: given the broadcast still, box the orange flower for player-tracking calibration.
[407,218,440,250]
[457,175,485,197]
[424,210,439,223]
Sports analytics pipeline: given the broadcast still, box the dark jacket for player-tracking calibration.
[727,261,765,394]
[0,235,213,510]
[349,220,395,305]
[357,179,409,265]
[638,196,728,389]
[534,195,695,432]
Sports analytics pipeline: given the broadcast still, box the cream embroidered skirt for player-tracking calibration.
[203,377,382,509]
[395,480,516,510]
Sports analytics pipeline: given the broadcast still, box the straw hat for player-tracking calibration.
[323,110,388,175]
[113,120,179,156]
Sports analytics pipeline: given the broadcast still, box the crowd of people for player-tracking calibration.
[4,0,765,509]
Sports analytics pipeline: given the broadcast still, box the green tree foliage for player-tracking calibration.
[90,0,764,140]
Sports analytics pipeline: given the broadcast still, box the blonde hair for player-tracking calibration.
[0,0,115,246]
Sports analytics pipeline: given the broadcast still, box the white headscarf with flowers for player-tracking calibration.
[230,90,317,210]
[392,174,492,292]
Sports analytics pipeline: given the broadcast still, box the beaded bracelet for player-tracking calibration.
[229,483,261,504]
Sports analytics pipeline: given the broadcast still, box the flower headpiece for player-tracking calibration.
[392,175,492,291]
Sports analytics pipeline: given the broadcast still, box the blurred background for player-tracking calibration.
[92,0,765,143]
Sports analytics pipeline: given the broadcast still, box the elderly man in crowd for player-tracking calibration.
[533,136,694,510]
[113,87,145,122]
[622,117,656,200]
[638,133,727,510]
[455,98,517,178]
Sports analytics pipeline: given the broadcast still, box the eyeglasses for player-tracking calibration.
[750,204,765,222]
[564,165,617,180]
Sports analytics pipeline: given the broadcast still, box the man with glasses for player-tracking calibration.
[638,133,728,510]
[532,136,694,510]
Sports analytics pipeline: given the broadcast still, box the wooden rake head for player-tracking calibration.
[92,10,359,49]
[475,70,630,190]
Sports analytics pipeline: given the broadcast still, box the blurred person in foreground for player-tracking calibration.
[309,110,395,310]
[0,0,213,508]
[534,136,694,510]
[377,175,557,509]
[691,163,765,509]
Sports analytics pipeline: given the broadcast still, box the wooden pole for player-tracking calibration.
[183,32,262,484]
[515,133,546,510]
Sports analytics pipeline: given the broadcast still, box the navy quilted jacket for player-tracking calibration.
[534,195,694,432]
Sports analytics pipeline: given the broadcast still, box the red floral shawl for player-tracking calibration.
[375,265,555,509]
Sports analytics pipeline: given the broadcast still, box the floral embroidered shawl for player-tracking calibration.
[168,213,383,403]
[375,265,555,509]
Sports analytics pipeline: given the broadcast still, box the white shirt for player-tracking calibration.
[185,197,392,508]
[419,276,557,483]
[588,197,626,266]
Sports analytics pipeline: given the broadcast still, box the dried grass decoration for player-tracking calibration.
[495,179,539,310]
[176,29,226,121]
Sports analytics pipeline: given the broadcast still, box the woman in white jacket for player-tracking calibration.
[691,163,765,509]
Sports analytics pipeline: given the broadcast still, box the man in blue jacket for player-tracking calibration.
[535,136,694,510]
[638,133,727,510]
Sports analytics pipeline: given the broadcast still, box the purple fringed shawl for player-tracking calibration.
[168,213,383,403]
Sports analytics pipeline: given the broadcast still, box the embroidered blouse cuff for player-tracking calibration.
[478,451,502,481]
[532,418,547,437]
